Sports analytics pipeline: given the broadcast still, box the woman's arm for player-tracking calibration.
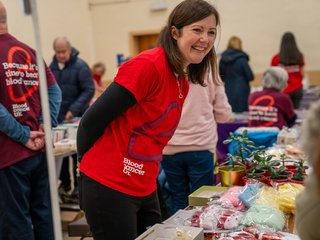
[77,82,137,161]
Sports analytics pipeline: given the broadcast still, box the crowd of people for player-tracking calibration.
[218,32,306,130]
[0,0,319,239]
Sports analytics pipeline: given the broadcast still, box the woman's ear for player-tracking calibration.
[171,26,179,40]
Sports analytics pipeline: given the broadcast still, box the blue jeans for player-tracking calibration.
[161,150,214,213]
[0,153,54,240]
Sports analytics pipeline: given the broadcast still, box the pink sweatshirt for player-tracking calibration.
[163,73,232,155]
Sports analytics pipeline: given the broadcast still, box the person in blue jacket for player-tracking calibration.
[50,37,95,123]
[50,37,94,198]
[219,36,254,113]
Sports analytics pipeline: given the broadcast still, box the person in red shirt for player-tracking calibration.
[248,66,296,129]
[77,0,221,238]
[91,62,106,94]
[271,32,305,109]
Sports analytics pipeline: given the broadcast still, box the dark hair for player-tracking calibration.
[92,62,106,70]
[279,32,303,66]
[158,0,220,85]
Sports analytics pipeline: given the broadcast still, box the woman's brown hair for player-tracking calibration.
[158,0,220,86]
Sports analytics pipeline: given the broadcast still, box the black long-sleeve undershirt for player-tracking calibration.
[77,82,137,161]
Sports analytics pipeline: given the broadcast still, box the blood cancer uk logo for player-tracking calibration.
[122,158,145,176]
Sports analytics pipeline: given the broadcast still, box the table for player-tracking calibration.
[54,148,77,180]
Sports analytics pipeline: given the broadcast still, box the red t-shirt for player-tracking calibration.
[80,48,189,197]
[0,33,56,168]
[271,54,304,94]
[248,88,296,129]
[92,74,101,84]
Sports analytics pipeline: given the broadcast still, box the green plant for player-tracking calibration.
[223,129,258,165]
[269,167,289,180]
[279,153,287,172]
[292,159,309,181]
[278,153,297,172]
[250,149,290,181]
[245,168,265,179]
[244,172,266,183]
[252,150,279,171]
[246,164,260,175]
[266,154,291,180]
[223,153,243,170]
[244,159,267,184]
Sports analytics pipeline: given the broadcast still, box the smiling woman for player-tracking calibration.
[76,0,220,239]
[171,14,217,66]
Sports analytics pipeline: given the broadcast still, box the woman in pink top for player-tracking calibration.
[161,71,232,213]
[271,32,305,109]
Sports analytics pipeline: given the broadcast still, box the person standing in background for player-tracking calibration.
[76,0,220,238]
[50,37,94,123]
[92,62,106,94]
[271,32,305,109]
[161,70,232,214]
[0,1,61,239]
[50,36,94,200]
[219,36,254,113]
[248,67,296,129]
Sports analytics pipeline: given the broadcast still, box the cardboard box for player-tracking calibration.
[68,216,91,237]
[188,185,228,206]
[162,209,195,226]
[61,210,84,231]
[135,224,204,240]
